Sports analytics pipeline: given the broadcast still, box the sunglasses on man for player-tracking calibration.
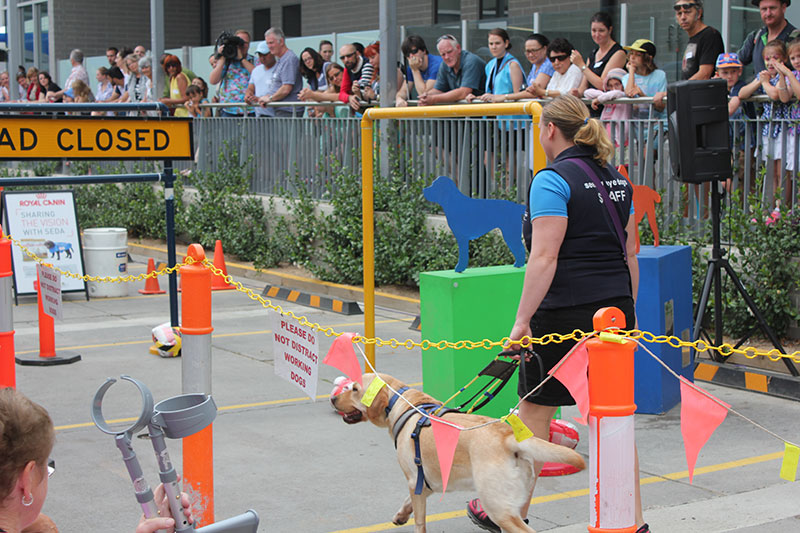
[549,54,569,63]
[674,3,698,13]
[339,51,357,61]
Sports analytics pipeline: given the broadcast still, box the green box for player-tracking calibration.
[419,265,525,418]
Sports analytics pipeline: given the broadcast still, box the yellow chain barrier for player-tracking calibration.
[200,260,800,363]
[5,232,800,363]
[3,232,186,282]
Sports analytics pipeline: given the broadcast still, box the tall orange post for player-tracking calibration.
[15,270,80,366]
[35,279,57,358]
[586,307,637,533]
[180,244,214,524]
[0,236,15,388]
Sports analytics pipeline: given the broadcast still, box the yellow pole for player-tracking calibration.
[360,116,376,371]
[359,101,543,373]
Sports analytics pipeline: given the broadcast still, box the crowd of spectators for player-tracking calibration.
[0,1,793,141]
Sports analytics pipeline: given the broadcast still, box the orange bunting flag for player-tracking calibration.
[430,415,462,497]
[322,332,363,386]
[549,343,590,425]
[680,377,730,484]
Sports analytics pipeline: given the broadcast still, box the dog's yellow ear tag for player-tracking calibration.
[504,414,533,442]
[361,377,386,407]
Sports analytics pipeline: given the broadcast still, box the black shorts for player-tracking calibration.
[518,295,635,406]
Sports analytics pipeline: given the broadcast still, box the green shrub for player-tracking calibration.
[639,180,800,338]
[181,143,280,263]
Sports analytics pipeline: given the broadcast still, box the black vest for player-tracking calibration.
[523,145,633,310]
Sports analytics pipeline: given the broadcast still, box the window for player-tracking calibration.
[435,0,460,24]
[480,0,508,20]
[282,4,301,37]
[253,8,271,40]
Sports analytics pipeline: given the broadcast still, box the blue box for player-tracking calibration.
[635,245,694,414]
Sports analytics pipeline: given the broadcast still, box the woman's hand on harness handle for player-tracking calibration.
[499,347,534,362]
[505,321,534,359]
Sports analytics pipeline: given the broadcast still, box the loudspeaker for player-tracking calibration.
[667,79,731,183]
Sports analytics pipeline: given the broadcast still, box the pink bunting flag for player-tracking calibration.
[322,332,363,386]
[430,415,462,497]
[680,377,730,483]
[549,343,590,425]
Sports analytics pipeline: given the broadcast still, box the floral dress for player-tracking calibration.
[760,74,791,139]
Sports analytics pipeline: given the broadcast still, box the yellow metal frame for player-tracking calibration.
[360,102,545,369]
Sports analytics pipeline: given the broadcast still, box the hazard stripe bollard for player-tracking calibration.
[180,244,214,524]
[587,307,637,533]
[0,236,15,388]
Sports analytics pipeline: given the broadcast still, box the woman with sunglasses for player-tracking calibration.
[569,12,627,115]
[0,387,192,533]
[526,38,583,99]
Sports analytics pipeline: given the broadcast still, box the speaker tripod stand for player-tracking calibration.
[693,181,799,376]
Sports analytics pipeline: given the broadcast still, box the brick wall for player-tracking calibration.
[52,0,201,60]
[210,0,436,41]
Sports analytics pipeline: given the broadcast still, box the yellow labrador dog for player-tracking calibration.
[331,373,585,532]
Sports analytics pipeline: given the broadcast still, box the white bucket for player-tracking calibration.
[83,228,128,297]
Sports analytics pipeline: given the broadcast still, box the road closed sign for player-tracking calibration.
[0,116,193,160]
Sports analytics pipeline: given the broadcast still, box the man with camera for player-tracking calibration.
[257,27,302,117]
[209,30,255,117]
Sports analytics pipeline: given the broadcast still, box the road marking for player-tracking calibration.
[325,452,785,533]
[54,381,424,431]
[52,372,784,533]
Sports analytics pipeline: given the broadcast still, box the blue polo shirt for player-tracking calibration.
[406,54,443,83]
[434,50,486,96]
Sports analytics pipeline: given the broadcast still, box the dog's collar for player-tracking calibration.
[385,386,410,418]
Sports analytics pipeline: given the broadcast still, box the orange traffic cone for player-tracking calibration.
[211,240,235,291]
[139,258,166,294]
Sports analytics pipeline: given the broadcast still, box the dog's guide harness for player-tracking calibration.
[385,386,457,495]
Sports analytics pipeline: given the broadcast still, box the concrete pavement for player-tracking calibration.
[8,251,800,532]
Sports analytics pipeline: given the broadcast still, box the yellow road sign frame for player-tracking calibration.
[0,115,194,160]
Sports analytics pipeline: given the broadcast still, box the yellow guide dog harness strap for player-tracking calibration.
[386,387,457,495]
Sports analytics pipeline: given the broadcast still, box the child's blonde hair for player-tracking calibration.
[787,37,800,58]
[764,39,788,62]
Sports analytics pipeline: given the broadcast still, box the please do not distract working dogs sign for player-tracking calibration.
[272,313,319,400]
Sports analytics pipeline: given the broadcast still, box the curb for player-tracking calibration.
[130,242,421,315]
[261,284,362,315]
[694,360,800,401]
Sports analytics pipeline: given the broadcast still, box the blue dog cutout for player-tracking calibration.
[423,176,527,273]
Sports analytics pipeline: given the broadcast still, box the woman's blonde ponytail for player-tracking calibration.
[541,94,614,166]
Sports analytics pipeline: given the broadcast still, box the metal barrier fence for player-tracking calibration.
[180,114,796,234]
[2,100,794,228]
[181,114,670,198]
